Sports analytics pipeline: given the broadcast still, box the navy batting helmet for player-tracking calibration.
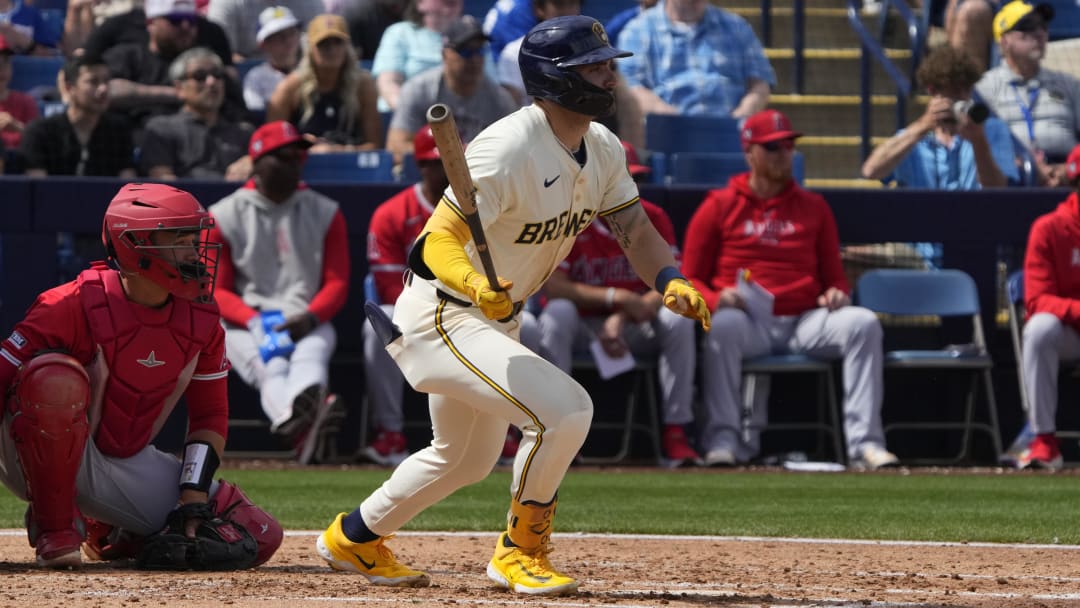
[518,15,631,117]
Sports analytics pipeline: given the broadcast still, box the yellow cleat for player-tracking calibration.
[315,513,430,587]
[486,531,579,595]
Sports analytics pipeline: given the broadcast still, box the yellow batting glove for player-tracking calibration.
[463,272,515,320]
[663,278,711,332]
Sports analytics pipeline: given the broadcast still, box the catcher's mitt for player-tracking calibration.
[137,502,258,571]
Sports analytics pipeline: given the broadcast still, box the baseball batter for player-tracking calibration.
[316,15,710,595]
[0,183,282,568]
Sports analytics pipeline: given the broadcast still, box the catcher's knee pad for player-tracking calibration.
[212,480,283,567]
[9,352,91,531]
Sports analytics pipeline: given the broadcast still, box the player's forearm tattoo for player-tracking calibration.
[606,212,633,249]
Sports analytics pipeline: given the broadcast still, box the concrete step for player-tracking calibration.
[770,93,926,138]
[767,47,912,95]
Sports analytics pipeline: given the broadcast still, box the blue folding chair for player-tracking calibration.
[856,269,1003,463]
[741,353,845,464]
[668,151,805,186]
[301,150,395,182]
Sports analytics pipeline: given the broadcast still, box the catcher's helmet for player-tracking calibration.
[102,183,220,303]
[519,15,631,117]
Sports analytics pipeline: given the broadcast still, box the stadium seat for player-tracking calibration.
[668,151,805,186]
[644,113,742,183]
[741,353,845,464]
[1005,270,1080,457]
[301,150,395,182]
[9,55,64,93]
[856,269,1003,464]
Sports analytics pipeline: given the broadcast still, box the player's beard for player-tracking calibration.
[257,166,301,200]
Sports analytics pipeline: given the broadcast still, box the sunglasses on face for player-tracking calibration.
[184,68,225,82]
[454,45,485,59]
[164,14,197,27]
[761,139,795,152]
[316,37,345,50]
[1011,19,1047,34]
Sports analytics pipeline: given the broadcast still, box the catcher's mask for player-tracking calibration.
[102,183,220,303]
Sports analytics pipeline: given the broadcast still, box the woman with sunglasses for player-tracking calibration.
[681,108,899,471]
[267,14,382,152]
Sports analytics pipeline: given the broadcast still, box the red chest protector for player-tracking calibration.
[78,264,218,458]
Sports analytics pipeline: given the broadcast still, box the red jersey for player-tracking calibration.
[0,90,38,151]
[557,200,678,313]
[367,183,435,304]
[1024,192,1080,331]
[681,173,848,316]
[0,267,230,456]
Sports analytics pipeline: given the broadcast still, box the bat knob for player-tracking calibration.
[427,104,450,123]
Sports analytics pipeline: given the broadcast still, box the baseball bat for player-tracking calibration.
[425,103,504,294]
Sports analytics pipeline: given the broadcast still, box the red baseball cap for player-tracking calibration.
[1066,143,1080,183]
[248,121,312,162]
[413,126,441,162]
[740,109,803,149]
[621,140,651,177]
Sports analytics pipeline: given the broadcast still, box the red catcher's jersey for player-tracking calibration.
[0,264,230,457]
[367,184,435,304]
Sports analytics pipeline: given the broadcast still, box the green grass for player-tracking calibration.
[3,469,1077,544]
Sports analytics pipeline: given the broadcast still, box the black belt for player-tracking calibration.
[407,271,523,320]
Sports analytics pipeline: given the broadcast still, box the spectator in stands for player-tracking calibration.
[604,0,657,49]
[976,1,1080,186]
[861,45,1015,188]
[481,0,530,61]
[944,0,1000,73]
[207,0,324,62]
[538,142,704,467]
[80,0,232,67]
[243,6,302,111]
[496,0,580,106]
[371,0,463,111]
[208,120,349,465]
[681,109,898,469]
[104,0,247,129]
[140,47,252,178]
[385,15,515,162]
[0,0,61,55]
[344,0,407,61]
[1015,142,1080,470]
[0,34,37,154]
[617,0,774,119]
[363,125,532,465]
[19,55,135,177]
[267,14,382,151]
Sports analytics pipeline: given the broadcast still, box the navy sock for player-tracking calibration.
[341,510,378,544]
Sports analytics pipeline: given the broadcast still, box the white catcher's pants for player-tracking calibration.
[359,278,591,535]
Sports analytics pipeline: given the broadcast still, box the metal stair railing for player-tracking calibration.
[759,0,808,94]
[845,0,928,159]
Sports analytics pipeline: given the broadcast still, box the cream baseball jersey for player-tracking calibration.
[438,104,640,301]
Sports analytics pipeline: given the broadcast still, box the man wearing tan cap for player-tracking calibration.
[208,0,324,60]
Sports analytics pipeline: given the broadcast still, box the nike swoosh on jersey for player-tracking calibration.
[544,175,560,188]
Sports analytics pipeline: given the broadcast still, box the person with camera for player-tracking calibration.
[861,45,1017,189]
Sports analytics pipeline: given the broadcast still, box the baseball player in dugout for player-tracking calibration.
[208,120,350,465]
[0,183,283,569]
[538,141,705,467]
[363,125,533,466]
[317,15,709,595]
[1015,143,1080,470]
[681,109,899,470]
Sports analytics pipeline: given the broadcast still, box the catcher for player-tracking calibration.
[0,183,283,569]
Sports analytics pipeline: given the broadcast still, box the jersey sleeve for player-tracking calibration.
[368,193,410,304]
[185,321,230,439]
[0,287,91,396]
[596,129,642,216]
[207,222,258,326]
[308,210,351,322]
